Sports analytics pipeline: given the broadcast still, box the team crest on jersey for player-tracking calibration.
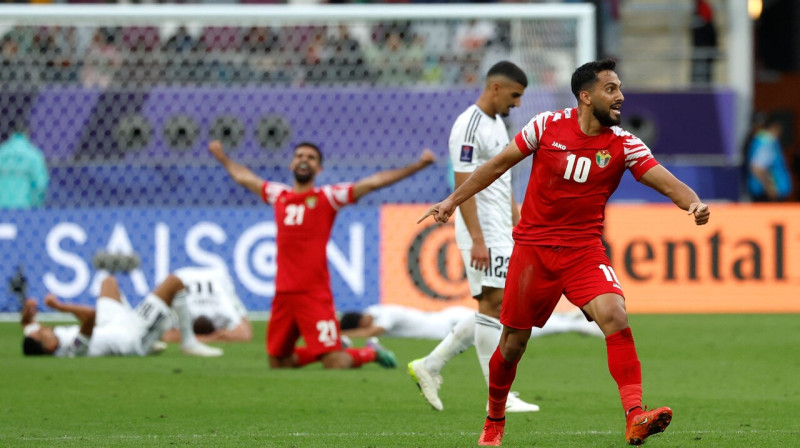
[460,145,474,162]
[595,149,611,168]
[305,196,318,209]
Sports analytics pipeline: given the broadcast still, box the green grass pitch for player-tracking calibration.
[1,314,798,447]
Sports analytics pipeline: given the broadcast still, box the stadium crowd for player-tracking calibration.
[0,19,528,87]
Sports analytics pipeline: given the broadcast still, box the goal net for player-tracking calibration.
[0,4,594,314]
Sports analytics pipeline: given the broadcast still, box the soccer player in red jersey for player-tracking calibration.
[210,140,435,369]
[419,59,710,446]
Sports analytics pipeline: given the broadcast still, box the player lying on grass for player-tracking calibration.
[21,274,223,358]
[210,140,435,369]
[340,304,603,340]
[161,266,253,343]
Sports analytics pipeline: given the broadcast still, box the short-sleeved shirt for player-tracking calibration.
[449,104,514,249]
[513,107,659,247]
[175,267,247,331]
[262,181,355,293]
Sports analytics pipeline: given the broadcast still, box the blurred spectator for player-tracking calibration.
[0,125,49,210]
[162,26,198,84]
[327,25,368,83]
[242,26,290,83]
[739,111,766,197]
[366,30,423,85]
[299,27,330,83]
[80,27,122,88]
[454,19,496,84]
[690,0,717,85]
[0,32,39,85]
[746,113,793,202]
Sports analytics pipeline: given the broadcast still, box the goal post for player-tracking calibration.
[0,3,595,312]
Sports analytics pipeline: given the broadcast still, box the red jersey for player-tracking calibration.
[513,107,659,247]
[261,181,355,292]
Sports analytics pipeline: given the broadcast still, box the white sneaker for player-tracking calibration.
[408,358,444,411]
[487,391,540,413]
[150,341,168,355]
[181,342,223,357]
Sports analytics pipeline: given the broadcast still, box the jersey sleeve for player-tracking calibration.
[322,183,355,210]
[622,133,659,180]
[449,110,483,173]
[514,111,555,156]
[261,181,291,205]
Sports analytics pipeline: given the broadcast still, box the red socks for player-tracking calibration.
[487,348,519,420]
[293,347,318,367]
[606,327,643,415]
[345,347,376,368]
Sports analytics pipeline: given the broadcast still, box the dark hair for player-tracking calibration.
[294,142,323,166]
[487,61,528,88]
[192,316,216,335]
[23,336,46,356]
[339,312,364,331]
[571,59,617,100]
[763,112,783,129]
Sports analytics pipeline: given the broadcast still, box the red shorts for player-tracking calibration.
[267,289,342,358]
[501,244,625,329]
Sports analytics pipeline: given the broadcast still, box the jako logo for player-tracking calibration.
[552,141,567,150]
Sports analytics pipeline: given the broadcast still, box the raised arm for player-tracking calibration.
[638,165,710,225]
[351,149,436,201]
[419,142,527,224]
[21,298,38,327]
[208,140,265,197]
[44,293,96,337]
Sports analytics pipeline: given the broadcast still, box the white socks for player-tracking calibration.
[171,290,199,347]
[423,312,476,373]
[474,312,503,387]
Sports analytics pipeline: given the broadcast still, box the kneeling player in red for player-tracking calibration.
[210,140,435,369]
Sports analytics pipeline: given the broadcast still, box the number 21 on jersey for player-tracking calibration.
[284,204,306,225]
[316,319,338,347]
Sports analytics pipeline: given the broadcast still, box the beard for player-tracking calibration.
[293,170,314,184]
[592,106,621,127]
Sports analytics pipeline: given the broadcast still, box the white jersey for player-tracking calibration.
[53,325,81,357]
[175,267,247,331]
[449,104,514,249]
[365,304,475,339]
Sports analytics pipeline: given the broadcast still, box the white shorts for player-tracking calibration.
[460,246,512,297]
[91,294,171,357]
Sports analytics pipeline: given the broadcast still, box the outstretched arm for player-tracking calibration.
[341,324,386,338]
[208,140,265,197]
[419,142,526,224]
[196,319,253,343]
[44,294,96,337]
[351,149,436,201]
[638,165,710,225]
